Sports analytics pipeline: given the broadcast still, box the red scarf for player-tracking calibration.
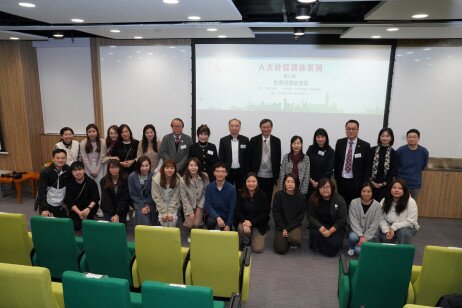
[291,152,302,178]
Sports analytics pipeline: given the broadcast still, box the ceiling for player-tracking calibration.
[0,0,462,41]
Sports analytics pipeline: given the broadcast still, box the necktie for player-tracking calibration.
[345,141,353,173]
[175,136,180,151]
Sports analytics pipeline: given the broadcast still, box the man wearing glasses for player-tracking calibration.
[334,120,371,206]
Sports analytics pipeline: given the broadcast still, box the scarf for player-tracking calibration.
[371,146,391,181]
[290,152,302,178]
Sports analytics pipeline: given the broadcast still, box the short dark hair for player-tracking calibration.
[197,124,211,136]
[213,162,228,172]
[239,172,259,199]
[361,181,374,191]
[136,156,151,174]
[52,148,67,157]
[171,118,184,127]
[70,161,85,171]
[259,119,273,127]
[118,124,134,142]
[345,120,359,128]
[60,127,74,136]
[312,128,330,147]
[282,173,300,192]
[377,127,395,146]
[406,128,420,138]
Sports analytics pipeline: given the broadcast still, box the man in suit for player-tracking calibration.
[248,119,281,211]
[334,119,371,206]
[218,118,249,190]
[159,118,193,175]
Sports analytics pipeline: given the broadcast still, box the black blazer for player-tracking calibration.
[234,189,269,235]
[334,138,371,190]
[218,134,249,170]
[99,176,131,217]
[247,134,282,182]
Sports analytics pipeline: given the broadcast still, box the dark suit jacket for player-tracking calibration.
[159,133,193,174]
[218,134,249,170]
[334,137,371,190]
[247,134,282,182]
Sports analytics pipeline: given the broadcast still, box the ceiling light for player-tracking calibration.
[371,35,381,39]
[207,28,218,32]
[423,48,431,51]
[387,27,399,32]
[18,2,35,8]
[406,51,413,55]
[10,37,19,40]
[134,36,143,39]
[71,18,84,23]
[110,45,116,48]
[53,32,64,38]
[294,27,305,36]
[188,16,201,20]
[297,0,316,3]
[218,35,227,38]
[412,13,428,19]
[163,0,179,3]
[295,6,311,20]
[110,29,120,33]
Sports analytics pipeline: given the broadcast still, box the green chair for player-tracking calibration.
[185,229,252,302]
[0,212,33,265]
[132,226,189,288]
[142,281,227,308]
[338,242,415,308]
[406,245,462,306]
[31,216,82,280]
[0,262,64,308]
[62,271,142,308]
[81,220,135,285]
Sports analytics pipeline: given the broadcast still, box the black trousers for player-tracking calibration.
[309,227,346,258]
[40,204,68,218]
[69,205,99,231]
[336,178,359,207]
[257,177,275,212]
[227,168,245,190]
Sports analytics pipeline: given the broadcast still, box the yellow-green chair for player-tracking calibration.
[132,226,189,288]
[406,246,462,306]
[0,262,64,308]
[0,212,33,265]
[403,305,434,308]
[185,229,252,302]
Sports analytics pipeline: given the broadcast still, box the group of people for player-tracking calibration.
[36,117,428,257]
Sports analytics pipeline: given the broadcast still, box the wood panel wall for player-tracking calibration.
[39,134,86,165]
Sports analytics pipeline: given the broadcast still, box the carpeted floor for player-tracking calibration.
[1,188,461,308]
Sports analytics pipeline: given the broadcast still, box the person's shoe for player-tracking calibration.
[187,236,191,243]
[347,248,355,256]
[290,245,298,250]
[126,214,130,222]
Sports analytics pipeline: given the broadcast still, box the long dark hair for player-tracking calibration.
[135,156,151,175]
[118,124,134,142]
[289,135,304,161]
[105,125,119,146]
[282,173,300,193]
[141,124,158,153]
[159,159,179,189]
[309,178,335,207]
[84,124,101,154]
[183,157,208,187]
[104,159,124,189]
[382,179,410,215]
[239,172,259,199]
[312,128,330,148]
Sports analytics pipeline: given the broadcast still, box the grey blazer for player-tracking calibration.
[159,133,193,174]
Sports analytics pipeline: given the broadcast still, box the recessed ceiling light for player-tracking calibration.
[406,51,413,55]
[188,16,201,20]
[163,0,179,3]
[10,37,19,40]
[18,2,35,8]
[218,35,227,38]
[108,52,114,55]
[387,27,399,32]
[136,50,142,53]
[295,6,311,20]
[110,29,120,33]
[53,33,64,38]
[110,45,116,48]
[134,36,143,39]
[423,48,431,51]
[207,28,218,32]
[295,15,310,20]
[71,18,84,23]
[294,27,305,36]
[412,13,428,19]
[371,35,381,39]
[297,0,316,3]
[148,52,153,55]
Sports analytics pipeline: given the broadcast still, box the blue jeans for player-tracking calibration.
[378,227,417,244]
[348,231,362,255]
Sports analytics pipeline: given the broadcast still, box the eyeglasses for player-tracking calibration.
[346,128,358,131]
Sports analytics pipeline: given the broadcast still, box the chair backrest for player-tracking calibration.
[0,212,33,265]
[82,220,132,283]
[189,229,240,298]
[413,246,462,305]
[350,242,415,308]
[142,281,224,308]
[62,271,133,308]
[0,262,60,308]
[31,216,81,279]
[135,225,184,284]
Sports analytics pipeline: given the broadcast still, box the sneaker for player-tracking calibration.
[126,214,130,222]
[347,248,355,256]
[187,236,191,243]
[290,245,298,250]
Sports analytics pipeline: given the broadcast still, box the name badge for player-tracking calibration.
[318,150,325,156]
[207,150,214,155]
[180,145,187,150]
[354,153,362,158]
[240,144,246,149]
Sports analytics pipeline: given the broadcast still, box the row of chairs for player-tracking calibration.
[0,262,232,308]
[338,242,462,308]
[0,212,251,302]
